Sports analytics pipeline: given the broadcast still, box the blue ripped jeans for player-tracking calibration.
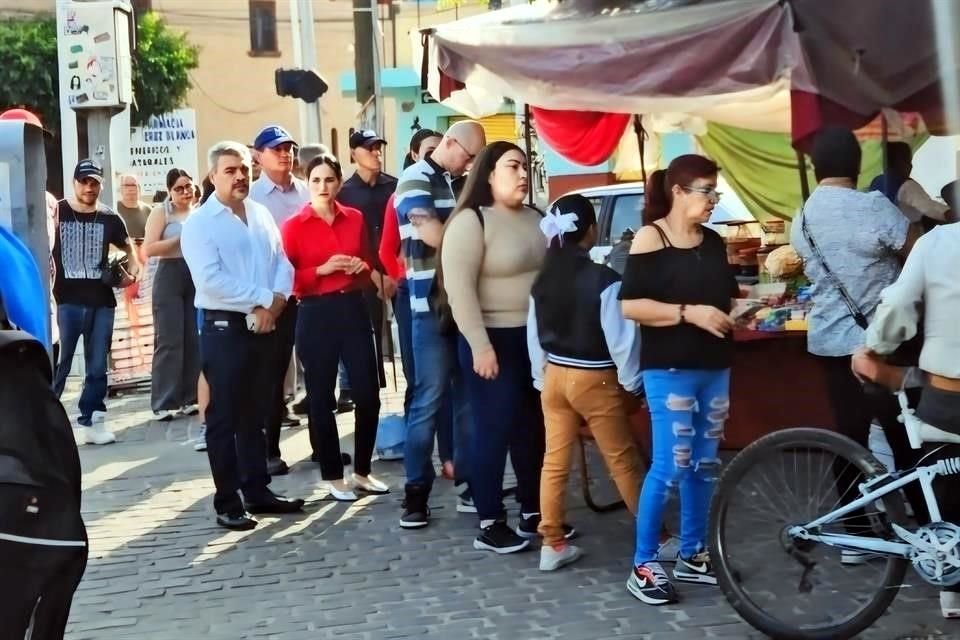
[634,368,730,565]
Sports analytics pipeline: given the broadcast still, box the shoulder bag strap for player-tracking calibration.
[799,207,870,329]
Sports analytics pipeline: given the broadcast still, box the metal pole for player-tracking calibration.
[296,0,322,143]
[371,0,384,137]
[288,0,308,143]
[933,0,960,215]
[633,115,647,184]
[523,104,534,207]
[880,111,889,174]
[85,110,116,209]
[391,2,398,68]
[796,150,810,202]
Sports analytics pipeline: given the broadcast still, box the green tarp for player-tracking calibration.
[698,122,928,222]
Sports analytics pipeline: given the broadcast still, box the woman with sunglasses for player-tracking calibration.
[620,154,738,605]
[143,168,201,421]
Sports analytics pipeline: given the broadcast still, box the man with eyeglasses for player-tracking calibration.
[249,125,309,477]
[116,173,152,239]
[394,120,486,528]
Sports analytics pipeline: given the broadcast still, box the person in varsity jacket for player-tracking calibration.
[527,193,644,572]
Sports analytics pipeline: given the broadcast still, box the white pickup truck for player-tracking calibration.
[557,176,756,266]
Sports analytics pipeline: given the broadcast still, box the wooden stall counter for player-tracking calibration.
[626,329,835,454]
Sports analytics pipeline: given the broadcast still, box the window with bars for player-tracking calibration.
[249,0,279,56]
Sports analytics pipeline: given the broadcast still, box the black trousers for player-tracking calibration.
[266,300,298,459]
[818,356,928,531]
[297,292,381,480]
[916,384,960,592]
[364,288,387,389]
[0,545,86,640]
[200,312,275,514]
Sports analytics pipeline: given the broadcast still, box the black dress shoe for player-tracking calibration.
[336,392,355,414]
[244,492,305,514]
[266,457,289,476]
[291,396,309,415]
[216,512,258,530]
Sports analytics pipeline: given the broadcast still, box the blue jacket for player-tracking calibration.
[0,225,49,347]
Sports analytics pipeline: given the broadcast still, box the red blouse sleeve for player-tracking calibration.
[378,194,403,281]
[281,215,318,295]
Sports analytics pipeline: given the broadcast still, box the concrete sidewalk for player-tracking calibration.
[61,380,950,640]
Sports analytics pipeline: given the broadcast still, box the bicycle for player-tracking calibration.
[708,382,960,640]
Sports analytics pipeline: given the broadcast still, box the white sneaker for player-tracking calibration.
[84,424,116,445]
[154,410,179,422]
[539,543,584,571]
[351,473,389,494]
[456,496,478,513]
[941,591,960,619]
[73,427,89,446]
[193,424,207,452]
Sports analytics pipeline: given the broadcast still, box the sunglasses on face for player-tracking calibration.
[681,185,722,200]
[171,183,194,194]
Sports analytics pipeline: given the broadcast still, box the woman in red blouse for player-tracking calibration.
[282,154,388,501]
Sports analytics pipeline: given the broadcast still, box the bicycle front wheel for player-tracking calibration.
[709,428,909,640]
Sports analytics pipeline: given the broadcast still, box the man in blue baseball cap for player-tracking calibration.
[249,124,309,477]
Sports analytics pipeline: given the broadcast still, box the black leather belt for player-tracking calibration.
[299,290,363,305]
[202,309,245,323]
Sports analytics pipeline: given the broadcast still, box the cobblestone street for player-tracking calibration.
[63,380,952,640]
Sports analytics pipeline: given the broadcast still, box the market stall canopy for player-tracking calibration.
[423,0,953,148]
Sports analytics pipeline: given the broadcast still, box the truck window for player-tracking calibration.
[608,194,644,244]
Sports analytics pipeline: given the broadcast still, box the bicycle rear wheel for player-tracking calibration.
[709,428,909,640]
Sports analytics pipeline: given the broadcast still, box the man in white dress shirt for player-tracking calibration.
[181,141,304,530]
[249,125,309,477]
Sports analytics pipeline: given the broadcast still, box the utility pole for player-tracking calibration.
[56,0,135,208]
[353,0,383,134]
[290,0,322,143]
[371,0,384,136]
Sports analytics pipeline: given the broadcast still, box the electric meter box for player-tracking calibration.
[57,1,134,111]
[0,120,51,338]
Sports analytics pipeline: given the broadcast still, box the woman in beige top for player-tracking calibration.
[440,141,552,554]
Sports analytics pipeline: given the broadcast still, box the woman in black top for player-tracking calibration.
[620,154,738,606]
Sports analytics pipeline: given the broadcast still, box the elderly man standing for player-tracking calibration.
[395,121,486,528]
[249,125,309,477]
[181,141,304,530]
[116,173,152,239]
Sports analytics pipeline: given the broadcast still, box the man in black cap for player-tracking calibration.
[336,129,398,401]
[52,159,140,444]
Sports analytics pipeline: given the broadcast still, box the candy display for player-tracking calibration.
[732,280,812,332]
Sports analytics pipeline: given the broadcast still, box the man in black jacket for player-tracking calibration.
[336,130,399,403]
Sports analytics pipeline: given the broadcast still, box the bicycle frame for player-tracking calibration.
[788,388,960,557]
[788,462,947,558]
